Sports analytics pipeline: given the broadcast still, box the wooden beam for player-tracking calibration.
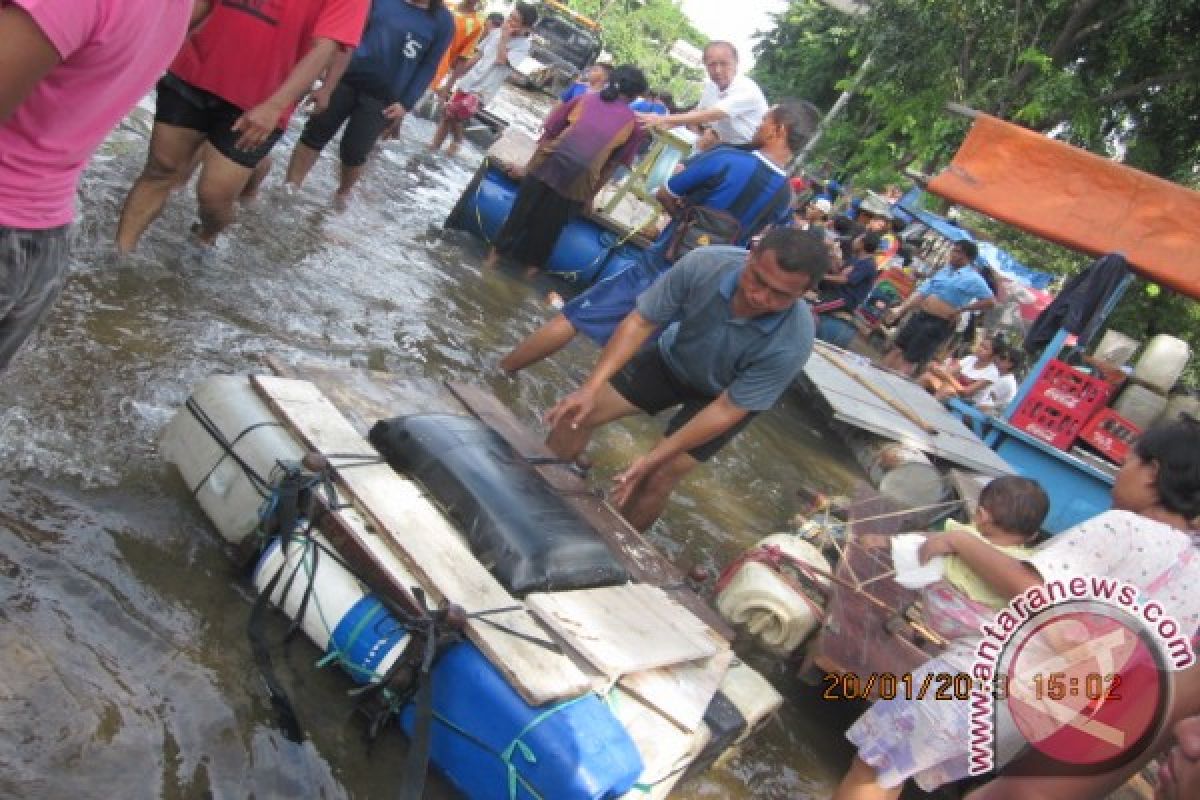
[252,375,590,705]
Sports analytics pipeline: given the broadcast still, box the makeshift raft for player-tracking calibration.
[161,362,780,799]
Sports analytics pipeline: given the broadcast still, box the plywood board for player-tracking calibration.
[799,345,1014,476]
[252,375,589,705]
[527,584,721,681]
[618,629,733,733]
[610,688,708,800]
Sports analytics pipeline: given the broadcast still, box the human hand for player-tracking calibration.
[611,455,656,509]
[918,533,956,563]
[306,86,333,115]
[545,387,596,431]
[636,113,667,128]
[1158,716,1200,800]
[233,102,282,151]
[383,102,407,121]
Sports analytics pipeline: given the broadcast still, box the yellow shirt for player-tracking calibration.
[941,519,1034,610]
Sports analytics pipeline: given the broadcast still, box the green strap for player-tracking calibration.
[315,599,389,682]
[428,693,592,800]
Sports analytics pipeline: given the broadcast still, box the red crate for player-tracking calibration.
[1024,359,1114,420]
[1010,395,1090,449]
[1079,408,1141,464]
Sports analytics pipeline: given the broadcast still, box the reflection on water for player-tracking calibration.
[0,87,866,798]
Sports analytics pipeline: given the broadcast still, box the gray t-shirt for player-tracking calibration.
[635,246,815,411]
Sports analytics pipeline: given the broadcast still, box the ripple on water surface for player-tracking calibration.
[0,87,867,799]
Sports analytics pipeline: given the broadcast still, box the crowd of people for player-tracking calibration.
[3,2,1198,799]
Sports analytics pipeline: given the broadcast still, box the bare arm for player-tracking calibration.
[190,0,213,29]
[646,392,745,468]
[233,37,340,149]
[920,530,1042,599]
[0,6,63,125]
[545,311,658,429]
[641,106,727,130]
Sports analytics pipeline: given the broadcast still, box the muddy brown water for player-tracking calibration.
[0,88,873,799]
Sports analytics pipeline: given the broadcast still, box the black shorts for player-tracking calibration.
[893,310,955,364]
[154,73,282,169]
[609,347,756,462]
[299,81,391,168]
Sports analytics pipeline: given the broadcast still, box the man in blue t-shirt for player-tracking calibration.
[499,99,820,374]
[542,229,829,531]
[282,0,454,209]
[630,90,668,115]
[882,238,996,374]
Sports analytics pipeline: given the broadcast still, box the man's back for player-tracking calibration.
[660,145,793,251]
[0,0,192,229]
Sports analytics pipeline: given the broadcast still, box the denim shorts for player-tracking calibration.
[0,224,71,373]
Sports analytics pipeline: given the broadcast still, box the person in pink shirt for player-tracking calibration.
[0,0,198,374]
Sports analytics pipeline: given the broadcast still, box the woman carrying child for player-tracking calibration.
[834,413,1200,800]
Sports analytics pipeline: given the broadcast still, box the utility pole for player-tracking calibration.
[795,50,874,169]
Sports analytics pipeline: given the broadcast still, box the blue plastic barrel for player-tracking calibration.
[327,596,409,685]
[544,221,620,285]
[456,167,519,241]
[401,642,643,800]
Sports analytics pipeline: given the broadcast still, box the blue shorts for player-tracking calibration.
[563,251,667,344]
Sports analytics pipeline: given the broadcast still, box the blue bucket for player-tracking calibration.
[401,642,643,800]
[327,595,409,685]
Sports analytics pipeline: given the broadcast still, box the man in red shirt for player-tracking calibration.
[115,0,369,256]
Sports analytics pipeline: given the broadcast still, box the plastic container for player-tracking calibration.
[1113,383,1169,430]
[843,428,947,508]
[160,375,307,545]
[544,220,620,284]
[1163,392,1200,425]
[715,533,830,656]
[1092,330,1139,366]
[254,532,411,685]
[717,663,783,745]
[1133,334,1191,394]
[1010,395,1089,449]
[369,414,628,595]
[401,642,643,800]
[1079,409,1141,465]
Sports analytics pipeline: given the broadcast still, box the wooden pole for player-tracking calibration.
[820,347,940,435]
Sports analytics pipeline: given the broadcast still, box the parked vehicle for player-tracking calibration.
[513,0,603,94]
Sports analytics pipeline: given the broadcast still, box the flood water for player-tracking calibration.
[0,88,872,799]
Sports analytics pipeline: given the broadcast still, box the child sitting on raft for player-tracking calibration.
[917,475,1049,625]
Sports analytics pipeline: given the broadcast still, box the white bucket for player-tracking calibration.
[1163,393,1200,425]
[161,375,308,545]
[1092,330,1139,366]
[1113,383,1169,430]
[254,531,409,685]
[1133,334,1191,394]
[715,533,831,657]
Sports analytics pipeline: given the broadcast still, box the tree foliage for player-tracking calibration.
[752,0,1200,183]
[750,0,1200,386]
[563,0,709,104]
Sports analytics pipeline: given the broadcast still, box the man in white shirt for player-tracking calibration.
[636,40,767,148]
[429,1,535,156]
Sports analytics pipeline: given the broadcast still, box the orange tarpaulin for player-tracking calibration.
[927,114,1200,299]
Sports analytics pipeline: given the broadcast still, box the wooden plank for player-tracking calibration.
[444,380,735,641]
[610,688,708,800]
[800,347,1014,476]
[252,374,590,705]
[618,628,733,733]
[527,585,721,681]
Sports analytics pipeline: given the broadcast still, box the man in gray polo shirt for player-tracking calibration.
[545,228,830,531]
